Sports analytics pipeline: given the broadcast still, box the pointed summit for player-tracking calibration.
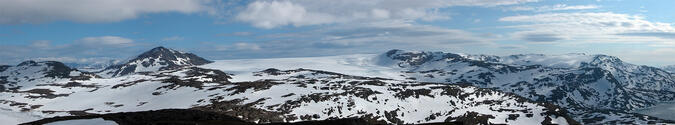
[100,46,212,77]
[140,46,171,56]
[136,46,174,58]
[131,46,211,65]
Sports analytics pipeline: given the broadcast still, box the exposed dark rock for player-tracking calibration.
[444,112,494,125]
[43,61,74,78]
[225,80,281,95]
[17,61,38,67]
[21,89,69,99]
[36,82,98,88]
[0,65,10,72]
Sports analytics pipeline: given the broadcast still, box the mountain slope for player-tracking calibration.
[0,60,98,93]
[63,59,123,72]
[3,48,672,124]
[663,65,675,73]
[196,50,674,124]
[378,49,675,124]
[0,62,576,124]
[98,47,212,77]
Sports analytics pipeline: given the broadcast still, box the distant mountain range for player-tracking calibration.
[380,49,675,124]
[1,47,674,124]
[63,59,123,72]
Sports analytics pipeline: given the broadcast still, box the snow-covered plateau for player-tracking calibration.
[1,47,674,124]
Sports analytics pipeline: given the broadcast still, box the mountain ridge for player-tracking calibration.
[0,47,580,125]
[2,47,674,124]
[98,46,212,77]
[379,49,675,124]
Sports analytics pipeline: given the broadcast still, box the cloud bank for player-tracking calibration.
[0,0,212,24]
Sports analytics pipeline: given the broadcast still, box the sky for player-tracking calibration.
[0,0,674,66]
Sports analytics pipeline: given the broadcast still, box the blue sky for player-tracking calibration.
[0,0,674,66]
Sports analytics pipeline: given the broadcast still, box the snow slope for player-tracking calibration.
[200,54,403,82]
[0,47,579,124]
[663,65,675,73]
[0,64,575,124]
[198,49,675,124]
[378,49,675,124]
[2,47,673,124]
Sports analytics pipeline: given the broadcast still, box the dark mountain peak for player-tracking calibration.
[593,54,621,61]
[146,46,172,54]
[134,46,181,60]
[42,61,75,78]
[385,49,404,57]
[101,47,213,77]
[17,60,71,70]
[381,49,464,67]
[589,54,624,66]
[42,61,72,69]
[17,60,38,66]
[6,60,75,78]
[127,46,212,65]
[151,46,168,51]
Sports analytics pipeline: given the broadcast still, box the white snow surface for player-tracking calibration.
[2,50,671,124]
[663,65,675,73]
[200,54,405,82]
[0,55,574,124]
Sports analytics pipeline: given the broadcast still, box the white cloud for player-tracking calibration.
[499,13,674,32]
[0,38,151,65]
[507,4,599,12]
[162,36,185,41]
[0,0,212,24]
[235,1,336,29]
[77,36,134,46]
[214,42,261,51]
[499,12,675,45]
[234,43,261,50]
[30,40,51,48]
[318,23,493,46]
[621,48,675,66]
[217,32,253,37]
[31,57,122,65]
[236,0,538,28]
[204,22,497,58]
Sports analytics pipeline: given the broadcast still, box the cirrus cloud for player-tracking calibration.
[507,4,600,12]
